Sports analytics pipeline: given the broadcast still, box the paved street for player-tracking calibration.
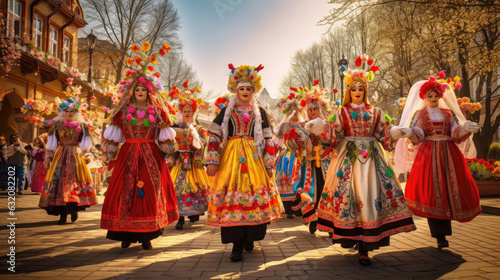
[1,190,500,280]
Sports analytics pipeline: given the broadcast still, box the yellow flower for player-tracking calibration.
[142,41,151,52]
[126,57,134,65]
[454,76,461,84]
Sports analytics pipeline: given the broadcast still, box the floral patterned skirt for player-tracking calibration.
[171,163,210,216]
[39,146,97,213]
[207,137,283,227]
[317,139,416,243]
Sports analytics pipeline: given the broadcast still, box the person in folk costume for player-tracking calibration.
[39,95,97,225]
[166,81,210,230]
[206,64,284,262]
[100,42,178,250]
[273,89,307,219]
[306,55,416,266]
[290,81,333,234]
[394,72,481,248]
[30,136,48,194]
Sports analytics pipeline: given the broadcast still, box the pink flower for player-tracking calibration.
[438,71,446,79]
[456,83,462,90]
[136,110,146,119]
[242,113,250,123]
[76,126,82,132]
[148,115,155,123]
[67,77,74,84]
[104,107,109,112]
[126,113,133,121]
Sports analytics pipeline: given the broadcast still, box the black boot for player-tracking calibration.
[309,221,317,234]
[437,235,449,248]
[188,215,200,223]
[71,212,78,222]
[230,241,244,262]
[175,216,185,230]
[358,246,370,266]
[142,241,152,250]
[244,241,254,252]
[57,206,67,225]
[121,241,131,248]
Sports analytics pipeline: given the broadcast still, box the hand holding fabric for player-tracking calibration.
[390,126,413,141]
[463,121,480,133]
[305,118,326,136]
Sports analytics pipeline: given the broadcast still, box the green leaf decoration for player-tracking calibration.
[144,119,150,127]
[328,114,336,123]
[131,118,136,125]
[384,114,392,124]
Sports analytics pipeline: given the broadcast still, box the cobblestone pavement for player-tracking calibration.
[1,191,500,280]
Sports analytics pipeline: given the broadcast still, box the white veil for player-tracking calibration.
[394,80,477,177]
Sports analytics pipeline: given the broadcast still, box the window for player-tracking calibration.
[33,16,43,48]
[7,0,22,37]
[62,35,71,63]
[49,27,58,56]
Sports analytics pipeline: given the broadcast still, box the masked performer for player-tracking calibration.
[101,42,178,250]
[394,73,481,248]
[307,56,416,266]
[167,83,210,230]
[39,98,97,224]
[206,64,283,262]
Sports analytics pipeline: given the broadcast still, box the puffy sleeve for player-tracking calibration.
[373,107,396,151]
[261,107,276,169]
[101,111,124,164]
[451,114,472,143]
[193,126,208,167]
[206,107,226,165]
[157,109,176,142]
[409,110,425,145]
[80,124,93,151]
[46,122,60,160]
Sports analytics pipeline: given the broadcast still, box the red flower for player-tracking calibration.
[386,190,393,197]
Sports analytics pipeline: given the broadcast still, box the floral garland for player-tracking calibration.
[125,104,156,127]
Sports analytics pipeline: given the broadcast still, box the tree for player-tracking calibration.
[81,0,182,85]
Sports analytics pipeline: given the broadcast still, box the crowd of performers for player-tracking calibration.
[10,45,483,266]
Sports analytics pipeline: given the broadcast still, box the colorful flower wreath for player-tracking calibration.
[279,87,304,115]
[227,64,264,93]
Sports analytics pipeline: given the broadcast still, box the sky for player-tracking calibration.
[172,0,332,100]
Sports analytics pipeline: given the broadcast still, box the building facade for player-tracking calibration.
[0,0,106,143]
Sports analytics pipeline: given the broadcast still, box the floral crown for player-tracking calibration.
[419,71,463,99]
[343,54,379,86]
[119,42,171,95]
[300,80,330,110]
[168,80,203,112]
[21,98,54,125]
[227,64,264,93]
[279,87,305,114]
[211,93,233,115]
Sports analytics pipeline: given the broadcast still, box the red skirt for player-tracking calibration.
[31,161,47,193]
[405,140,481,222]
[101,141,178,232]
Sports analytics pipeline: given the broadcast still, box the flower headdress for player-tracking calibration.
[173,80,203,113]
[211,93,233,115]
[21,98,54,125]
[279,87,305,115]
[107,42,173,125]
[227,64,264,93]
[301,80,330,110]
[419,71,462,99]
[342,54,379,106]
